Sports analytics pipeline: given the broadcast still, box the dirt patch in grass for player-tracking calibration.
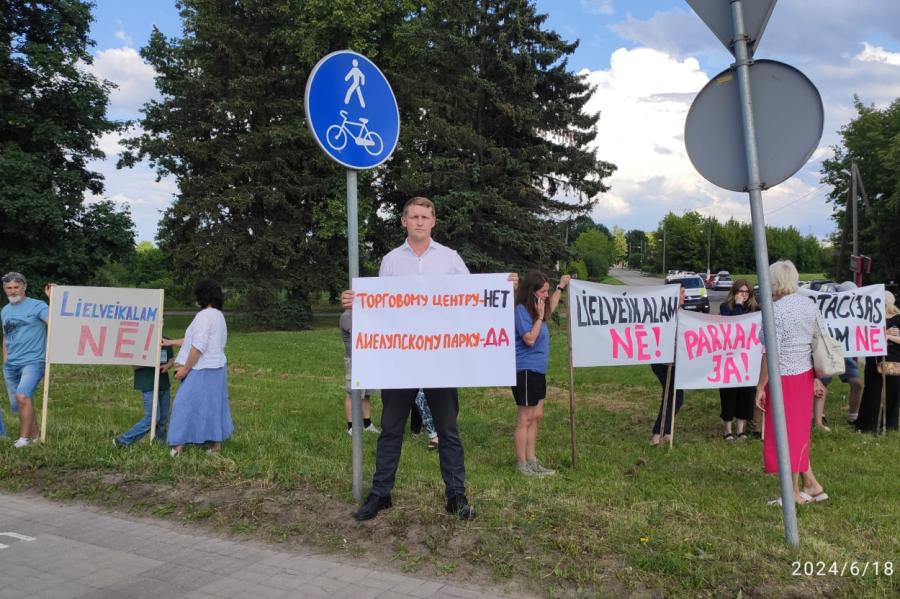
[7,467,565,597]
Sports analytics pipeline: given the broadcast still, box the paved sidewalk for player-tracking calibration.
[0,492,514,599]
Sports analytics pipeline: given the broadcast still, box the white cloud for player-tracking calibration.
[856,42,900,66]
[594,1,900,238]
[88,47,158,119]
[87,155,177,242]
[114,21,134,47]
[577,46,854,237]
[580,0,614,16]
[582,48,709,224]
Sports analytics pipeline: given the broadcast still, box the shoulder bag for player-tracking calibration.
[811,314,845,378]
[877,359,900,376]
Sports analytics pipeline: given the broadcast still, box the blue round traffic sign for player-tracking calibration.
[305,50,400,170]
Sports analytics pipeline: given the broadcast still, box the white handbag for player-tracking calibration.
[811,314,845,378]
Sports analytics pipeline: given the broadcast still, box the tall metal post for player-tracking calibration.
[730,0,799,546]
[850,163,861,286]
[347,169,363,502]
[707,216,712,278]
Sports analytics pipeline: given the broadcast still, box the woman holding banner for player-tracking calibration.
[512,271,569,476]
[719,279,759,440]
[855,291,900,432]
[164,279,233,456]
[754,260,827,505]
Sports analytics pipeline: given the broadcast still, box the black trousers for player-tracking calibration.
[651,363,684,435]
[719,386,755,422]
[371,387,465,499]
[857,357,900,432]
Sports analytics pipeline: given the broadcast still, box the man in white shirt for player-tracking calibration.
[343,196,515,521]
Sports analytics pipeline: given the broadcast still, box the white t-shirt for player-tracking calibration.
[176,307,227,369]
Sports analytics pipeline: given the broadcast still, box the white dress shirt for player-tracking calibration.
[378,239,469,276]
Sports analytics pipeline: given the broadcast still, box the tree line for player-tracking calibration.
[561,212,828,281]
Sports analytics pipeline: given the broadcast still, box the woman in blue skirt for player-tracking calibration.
[164,279,233,456]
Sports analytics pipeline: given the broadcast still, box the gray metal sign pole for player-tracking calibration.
[347,169,363,502]
[730,0,799,546]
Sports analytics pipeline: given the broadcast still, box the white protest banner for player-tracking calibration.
[47,286,164,366]
[798,284,886,358]
[350,273,515,389]
[674,310,764,389]
[568,280,680,367]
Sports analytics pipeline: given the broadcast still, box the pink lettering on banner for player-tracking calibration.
[142,324,155,360]
[610,325,658,361]
[77,325,106,357]
[633,324,651,361]
[610,327,633,359]
[115,321,139,359]
[855,326,884,353]
[483,327,510,347]
[684,321,760,360]
[708,351,751,384]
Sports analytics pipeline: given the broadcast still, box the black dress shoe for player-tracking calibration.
[445,494,476,520]
[354,493,392,521]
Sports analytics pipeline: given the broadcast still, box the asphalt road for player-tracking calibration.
[608,268,729,314]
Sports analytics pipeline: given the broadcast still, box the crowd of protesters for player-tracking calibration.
[3,199,898,517]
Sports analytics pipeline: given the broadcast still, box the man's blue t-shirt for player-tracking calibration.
[2,297,49,366]
[514,303,549,374]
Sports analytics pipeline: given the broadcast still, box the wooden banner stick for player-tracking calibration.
[880,362,887,435]
[39,285,58,442]
[663,363,676,448]
[149,289,165,442]
[566,290,578,468]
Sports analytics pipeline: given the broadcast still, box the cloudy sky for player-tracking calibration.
[84,0,900,242]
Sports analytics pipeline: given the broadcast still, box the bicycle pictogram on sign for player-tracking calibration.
[327,110,385,157]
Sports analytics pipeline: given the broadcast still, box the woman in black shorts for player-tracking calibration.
[512,271,570,476]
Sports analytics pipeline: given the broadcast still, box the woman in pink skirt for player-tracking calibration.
[754,260,828,505]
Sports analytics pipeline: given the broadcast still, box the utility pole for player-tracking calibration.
[848,161,869,286]
[706,215,712,279]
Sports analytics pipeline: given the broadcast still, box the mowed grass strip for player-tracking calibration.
[0,317,897,598]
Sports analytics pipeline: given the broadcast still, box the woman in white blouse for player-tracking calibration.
[754,260,827,505]
[163,279,233,456]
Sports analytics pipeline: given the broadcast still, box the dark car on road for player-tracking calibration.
[670,275,710,313]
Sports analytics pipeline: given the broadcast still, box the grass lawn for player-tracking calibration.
[0,315,897,597]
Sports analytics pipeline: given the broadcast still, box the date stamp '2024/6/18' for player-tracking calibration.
[792,561,894,577]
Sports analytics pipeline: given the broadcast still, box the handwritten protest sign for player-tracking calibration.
[674,310,764,389]
[568,281,680,367]
[350,273,515,389]
[47,286,164,366]
[798,284,886,357]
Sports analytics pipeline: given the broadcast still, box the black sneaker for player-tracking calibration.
[354,493,392,521]
[446,494,476,520]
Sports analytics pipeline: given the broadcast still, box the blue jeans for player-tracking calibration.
[117,389,170,445]
[415,389,437,439]
[2,361,46,438]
